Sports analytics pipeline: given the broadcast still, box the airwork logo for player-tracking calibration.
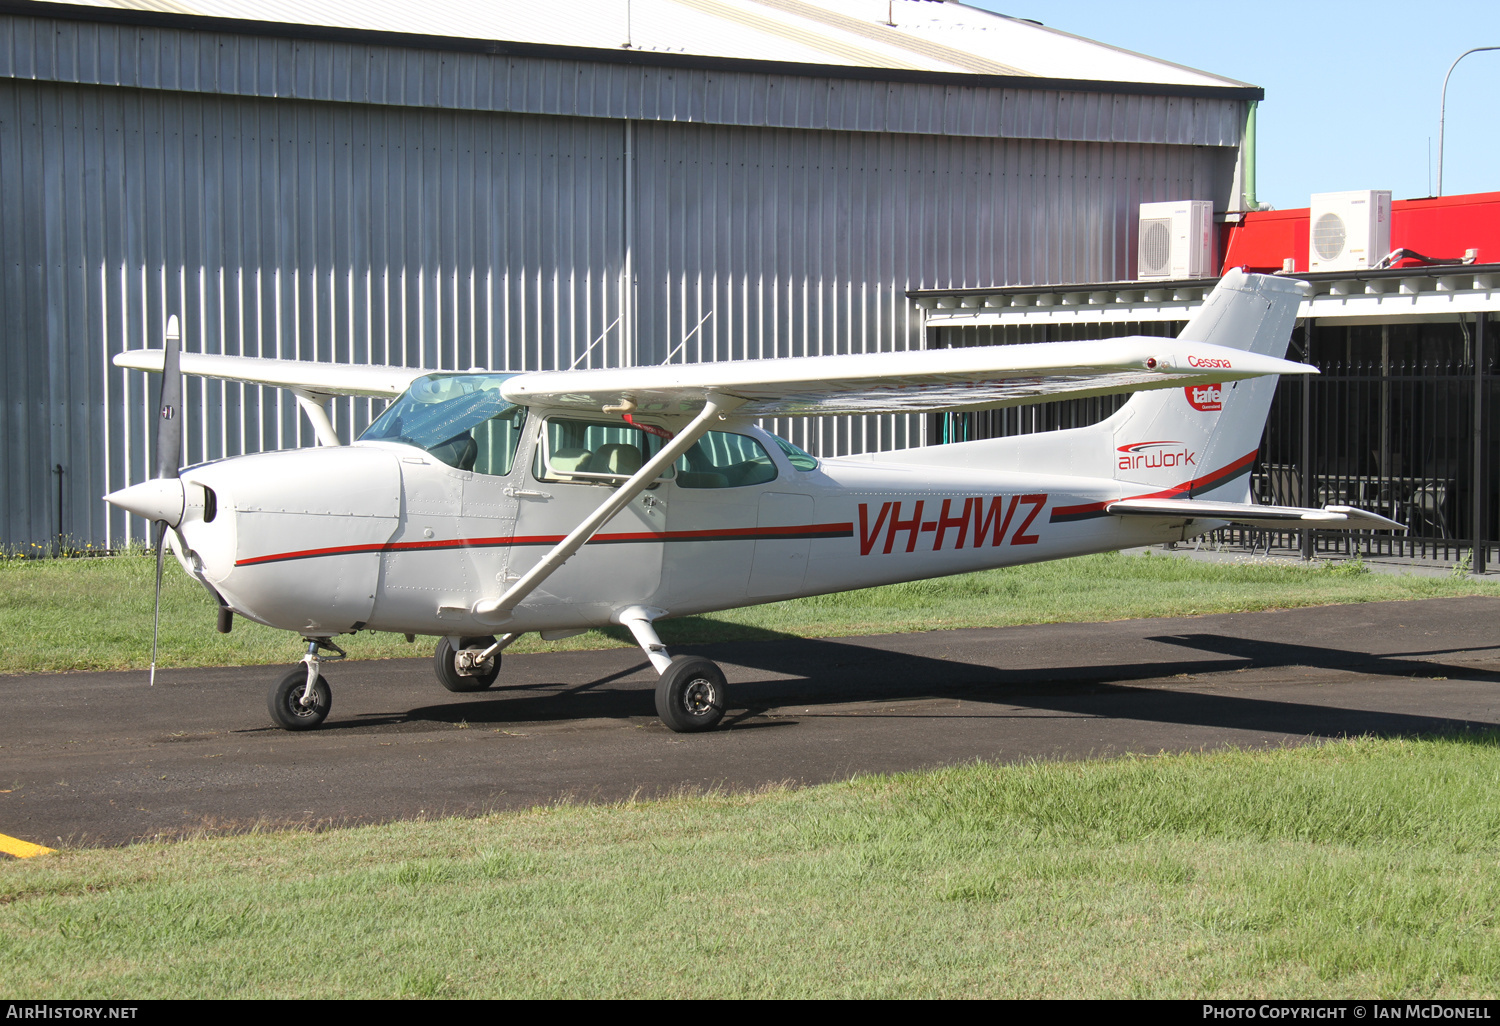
[1185,383,1223,411]
[1118,440,1197,472]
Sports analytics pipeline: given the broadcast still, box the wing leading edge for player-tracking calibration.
[113,350,428,399]
[499,338,1313,417]
[114,336,1312,419]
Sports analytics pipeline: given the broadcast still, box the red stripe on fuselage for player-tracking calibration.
[234,522,855,567]
[1049,450,1259,522]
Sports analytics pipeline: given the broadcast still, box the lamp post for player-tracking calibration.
[1437,46,1500,196]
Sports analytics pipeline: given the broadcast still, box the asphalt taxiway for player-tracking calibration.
[4,596,1499,848]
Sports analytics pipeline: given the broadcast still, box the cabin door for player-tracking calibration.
[508,414,666,616]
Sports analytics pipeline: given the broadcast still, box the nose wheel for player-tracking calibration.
[268,637,344,731]
[269,667,331,730]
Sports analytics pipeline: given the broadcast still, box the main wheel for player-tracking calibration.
[269,668,331,731]
[434,636,502,692]
[654,656,728,733]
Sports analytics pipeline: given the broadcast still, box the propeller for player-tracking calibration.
[149,315,183,686]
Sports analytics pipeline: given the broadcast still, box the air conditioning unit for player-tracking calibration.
[1308,190,1391,272]
[1137,200,1214,279]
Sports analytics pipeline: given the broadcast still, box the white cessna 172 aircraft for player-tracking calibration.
[105,270,1400,733]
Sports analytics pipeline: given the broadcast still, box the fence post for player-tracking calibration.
[1474,312,1487,575]
[1301,319,1315,560]
[53,463,64,557]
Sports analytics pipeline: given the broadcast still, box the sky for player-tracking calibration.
[966,0,1500,210]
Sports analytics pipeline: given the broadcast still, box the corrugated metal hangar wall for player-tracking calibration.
[0,5,1255,549]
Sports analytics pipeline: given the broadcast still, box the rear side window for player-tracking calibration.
[675,431,776,489]
[771,435,818,471]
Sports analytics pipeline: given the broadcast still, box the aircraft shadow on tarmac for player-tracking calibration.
[363,626,1500,742]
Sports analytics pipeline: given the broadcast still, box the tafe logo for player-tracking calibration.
[1184,382,1223,411]
[1117,440,1197,472]
[1187,355,1233,369]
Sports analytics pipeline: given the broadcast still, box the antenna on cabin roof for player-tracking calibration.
[662,310,715,366]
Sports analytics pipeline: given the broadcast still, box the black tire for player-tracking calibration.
[434,636,502,692]
[654,656,728,733]
[269,668,331,731]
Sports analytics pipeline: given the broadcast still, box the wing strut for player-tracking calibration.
[471,393,747,626]
[291,391,342,447]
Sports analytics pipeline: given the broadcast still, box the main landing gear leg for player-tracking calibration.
[619,606,728,734]
[267,637,344,731]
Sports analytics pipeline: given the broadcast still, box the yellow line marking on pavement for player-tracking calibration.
[0,833,54,858]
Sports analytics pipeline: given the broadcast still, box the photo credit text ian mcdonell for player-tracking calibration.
[1202,1005,1494,1020]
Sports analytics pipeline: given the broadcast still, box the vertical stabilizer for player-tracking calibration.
[1104,269,1309,501]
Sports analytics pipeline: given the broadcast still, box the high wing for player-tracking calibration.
[1107,498,1405,531]
[113,336,1311,420]
[113,350,428,399]
[499,338,1313,417]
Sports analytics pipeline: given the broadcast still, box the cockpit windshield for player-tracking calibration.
[360,373,526,474]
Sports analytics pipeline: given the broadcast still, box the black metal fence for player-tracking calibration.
[931,314,1496,566]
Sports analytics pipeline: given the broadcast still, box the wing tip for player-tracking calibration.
[113,349,162,370]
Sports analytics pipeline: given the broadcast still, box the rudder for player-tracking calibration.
[1104,269,1308,502]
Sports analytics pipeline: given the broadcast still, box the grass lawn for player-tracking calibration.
[3,548,1499,674]
[3,735,1498,998]
[5,552,1499,996]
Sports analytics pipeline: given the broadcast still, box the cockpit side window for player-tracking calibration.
[360,372,526,475]
[534,417,671,485]
[471,406,528,475]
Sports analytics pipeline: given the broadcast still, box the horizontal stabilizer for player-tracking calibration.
[1106,498,1405,531]
[501,338,1313,417]
[114,350,428,399]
